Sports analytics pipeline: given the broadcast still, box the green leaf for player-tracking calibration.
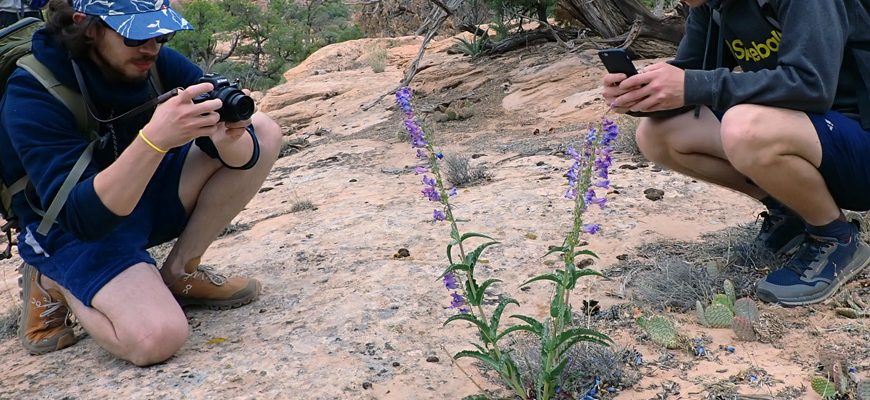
[460,395,492,400]
[447,241,457,265]
[444,314,491,341]
[478,279,502,296]
[454,350,501,371]
[435,264,471,281]
[489,298,519,335]
[559,335,613,356]
[573,249,599,259]
[543,246,566,257]
[465,241,500,269]
[466,278,481,306]
[510,315,544,335]
[554,328,613,350]
[495,325,539,341]
[459,232,495,244]
[549,357,569,378]
[572,269,611,280]
[519,274,562,287]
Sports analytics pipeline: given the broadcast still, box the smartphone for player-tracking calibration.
[598,49,638,77]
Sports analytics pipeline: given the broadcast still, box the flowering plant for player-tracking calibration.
[396,87,615,400]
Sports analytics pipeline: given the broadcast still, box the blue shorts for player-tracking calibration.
[714,109,870,211]
[18,143,191,307]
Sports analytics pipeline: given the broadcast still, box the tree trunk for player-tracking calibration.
[556,0,686,58]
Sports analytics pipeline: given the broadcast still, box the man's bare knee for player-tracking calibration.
[720,104,777,169]
[125,315,189,367]
[635,117,673,163]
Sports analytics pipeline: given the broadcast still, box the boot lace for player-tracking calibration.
[34,297,74,327]
[183,265,227,286]
[785,236,836,276]
[756,211,783,235]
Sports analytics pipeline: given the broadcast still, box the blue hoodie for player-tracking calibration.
[0,29,202,243]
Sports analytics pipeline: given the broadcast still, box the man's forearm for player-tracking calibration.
[92,135,166,216]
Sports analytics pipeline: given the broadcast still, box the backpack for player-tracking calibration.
[0,17,164,259]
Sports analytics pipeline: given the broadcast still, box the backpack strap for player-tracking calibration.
[16,54,97,138]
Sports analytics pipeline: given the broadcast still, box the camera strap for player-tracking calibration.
[71,59,179,126]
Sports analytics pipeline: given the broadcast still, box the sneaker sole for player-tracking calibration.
[174,279,262,311]
[759,242,870,306]
[17,263,77,355]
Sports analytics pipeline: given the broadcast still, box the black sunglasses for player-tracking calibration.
[123,31,175,47]
[99,20,175,47]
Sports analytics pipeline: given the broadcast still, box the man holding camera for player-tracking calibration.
[602,0,870,306]
[0,0,281,365]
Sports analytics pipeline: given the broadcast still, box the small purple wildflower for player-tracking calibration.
[582,224,600,235]
[443,272,460,289]
[433,209,447,222]
[435,152,443,159]
[565,189,575,199]
[416,149,428,159]
[415,166,429,174]
[422,187,441,202]
[448,187,457,196]
[422,175,436,186]
[458,308,470,314]
[450,292,466,309]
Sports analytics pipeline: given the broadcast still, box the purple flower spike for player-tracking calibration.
[582,224,600,235]
[450,292,466,308]
[443,272,460,289]
[433,209,447,222]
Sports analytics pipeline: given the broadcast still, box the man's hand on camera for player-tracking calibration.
[615,63,686,112]
[142,82,222,150]
[602,73,645,114]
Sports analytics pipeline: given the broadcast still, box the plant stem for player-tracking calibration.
[441,344,496,400]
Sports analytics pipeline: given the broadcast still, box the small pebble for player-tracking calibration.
[426,356,439,363]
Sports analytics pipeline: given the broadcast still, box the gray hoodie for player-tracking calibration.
[676,0,870,123]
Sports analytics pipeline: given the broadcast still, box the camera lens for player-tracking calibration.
[217,88,255,122]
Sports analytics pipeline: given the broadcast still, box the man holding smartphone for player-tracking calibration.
[602,0,870,306]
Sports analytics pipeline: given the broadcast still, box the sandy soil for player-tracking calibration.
[0,34,868,400]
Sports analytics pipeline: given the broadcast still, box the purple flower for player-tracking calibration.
[586,128,597,146]
[415,166,429,174]
[566,168,578,183]
[594,180,610,189]
[435,152,443,159]
[591,197,607,208]
[584,188,595,203]
[433,209,447,221]
[443,272,460,289]
[582,224,600,234]
[565,189,574,199]
[448,187,457,196]
[459,308,470,314]
[422,175,437,186]
[416,149,428,159]
[566,147,579,160]
[450,292,466,308]
[422,187,441,202]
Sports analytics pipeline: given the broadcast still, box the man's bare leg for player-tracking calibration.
[160,112,282,281]
[635,106,768,199]
[41,264,189,366]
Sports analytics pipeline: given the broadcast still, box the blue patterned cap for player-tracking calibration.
[73,0,193,40]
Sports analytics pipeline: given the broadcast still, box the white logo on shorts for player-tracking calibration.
[826,119,834,131]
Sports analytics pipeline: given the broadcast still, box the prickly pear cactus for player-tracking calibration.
[696,300,709,327]
[645,316,678,349]
[724,279,737,303]
[811,377,837,398]
[705,261,720,277]
[734,297,760,322]
[705,303,733,328]
[732,316,756,341]
[856,380,870,400]
[460,107,474,119]
[445,107,458,120]
[713,294,734,313]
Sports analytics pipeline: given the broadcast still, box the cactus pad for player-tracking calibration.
[734,298,760,322]
[732,316,756,341]
[445,108,458,120]
[705,303,734,328]
[713,294,734,313]
[696,300,709,327]
[645,316,678,349]
[724,279,736,303]
[811,377,837,398]
[856,381,870,400]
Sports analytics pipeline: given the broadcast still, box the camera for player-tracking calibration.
[192,74,255,123]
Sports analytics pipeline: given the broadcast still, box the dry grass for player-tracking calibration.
[363,42,389,73]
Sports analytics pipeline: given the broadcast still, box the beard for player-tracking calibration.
[91,48,158,84]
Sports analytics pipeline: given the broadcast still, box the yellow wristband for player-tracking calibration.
[138,129,168,153]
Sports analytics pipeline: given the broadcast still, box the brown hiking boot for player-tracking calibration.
[167,258,261,310]
[17,263,77,355]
